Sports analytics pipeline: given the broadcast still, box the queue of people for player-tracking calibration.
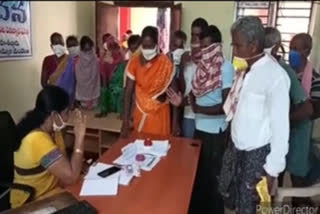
[10,15,320,214]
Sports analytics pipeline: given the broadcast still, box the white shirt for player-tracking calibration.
[172,48,186,65]
[183,61,197,119]
[231,54,290,177]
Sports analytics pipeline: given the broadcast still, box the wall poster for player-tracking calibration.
[0,1,32,61]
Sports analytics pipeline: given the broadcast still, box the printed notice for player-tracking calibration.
[0,1,32,60]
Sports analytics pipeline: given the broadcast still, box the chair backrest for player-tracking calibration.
[0,111,17,184]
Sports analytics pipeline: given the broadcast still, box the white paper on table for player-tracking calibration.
[113,153,133,166]
[114,143,139,165]
[134,139,171,157]
[121,143,138,160]
[80,176,118,196]
[119,169,134,186]
[84,163,117,180]
[121,142,136,153]
[84,162,133,186]
[113,139,170,175]
[113,153,160,172]
[141,156,161,171]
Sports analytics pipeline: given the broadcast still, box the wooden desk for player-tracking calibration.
[66,109,122,133]
[67,135,201,214]
[65,109,122,156]
[2,192,77,214]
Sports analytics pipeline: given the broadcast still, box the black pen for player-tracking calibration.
[147,157,156,167]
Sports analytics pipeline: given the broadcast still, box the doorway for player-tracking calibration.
[96,2,181,56]
[119,7,171,53]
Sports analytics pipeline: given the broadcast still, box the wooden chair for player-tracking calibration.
[275,137,320,202]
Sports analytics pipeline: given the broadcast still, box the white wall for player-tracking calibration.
[0,1,95,121]
[1,0,320,125]
[310,3,320,71]
[177,1,236,60]
[130,7,158,35]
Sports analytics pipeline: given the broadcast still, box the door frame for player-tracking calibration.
[113,1,174,8]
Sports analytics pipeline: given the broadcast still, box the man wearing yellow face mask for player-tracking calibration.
[219,16,290,214]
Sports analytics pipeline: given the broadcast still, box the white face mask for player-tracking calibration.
[53,113,67,132]
[67,46,80,57]
[103,42,109,51]
[141,46,158,61]
[264,45,275,56]
[190,43,201,49]
[52,44,65,58]
[172,48,185,65]
[125,50,131,60]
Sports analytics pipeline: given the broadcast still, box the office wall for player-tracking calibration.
[94,1,320,64]
[311,3,320,71]
[100,1,235,59]
[310,3,320,138]
[1,1,319,123]
[177,1,236,60]
[179,2,320,66]
[131,8,158,35]
[0,1,95,121]
[0,1,236,120]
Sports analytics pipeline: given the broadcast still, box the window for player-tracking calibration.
[275,1,313,60]
[236,1,314,60]
[237,2,271,26]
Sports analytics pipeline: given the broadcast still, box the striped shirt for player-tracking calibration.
[297,70,320,100]
[311,71,320,100]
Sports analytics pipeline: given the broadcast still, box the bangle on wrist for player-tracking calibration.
[74,148,83,155]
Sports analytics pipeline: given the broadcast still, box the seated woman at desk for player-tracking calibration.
[11,86,87,208]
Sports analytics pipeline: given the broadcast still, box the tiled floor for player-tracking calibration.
[224,171,320,213]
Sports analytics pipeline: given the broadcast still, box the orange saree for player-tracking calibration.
[126,53,175,136]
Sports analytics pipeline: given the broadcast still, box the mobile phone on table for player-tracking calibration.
[97,166,121,178]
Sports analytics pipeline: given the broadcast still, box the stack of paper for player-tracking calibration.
[80,162,135,196]
[84,163,134,186]
[113,152,161,172]
[80,177,118,196]
[134,139,171,157]
[113,139,170,171]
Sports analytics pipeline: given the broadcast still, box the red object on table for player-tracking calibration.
[67,134,201,214]
[144,138,153,147]
[135,154,146,162]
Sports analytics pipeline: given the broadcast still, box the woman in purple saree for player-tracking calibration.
[48,36,80,106]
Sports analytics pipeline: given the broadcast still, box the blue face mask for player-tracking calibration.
[289,50,302,70]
